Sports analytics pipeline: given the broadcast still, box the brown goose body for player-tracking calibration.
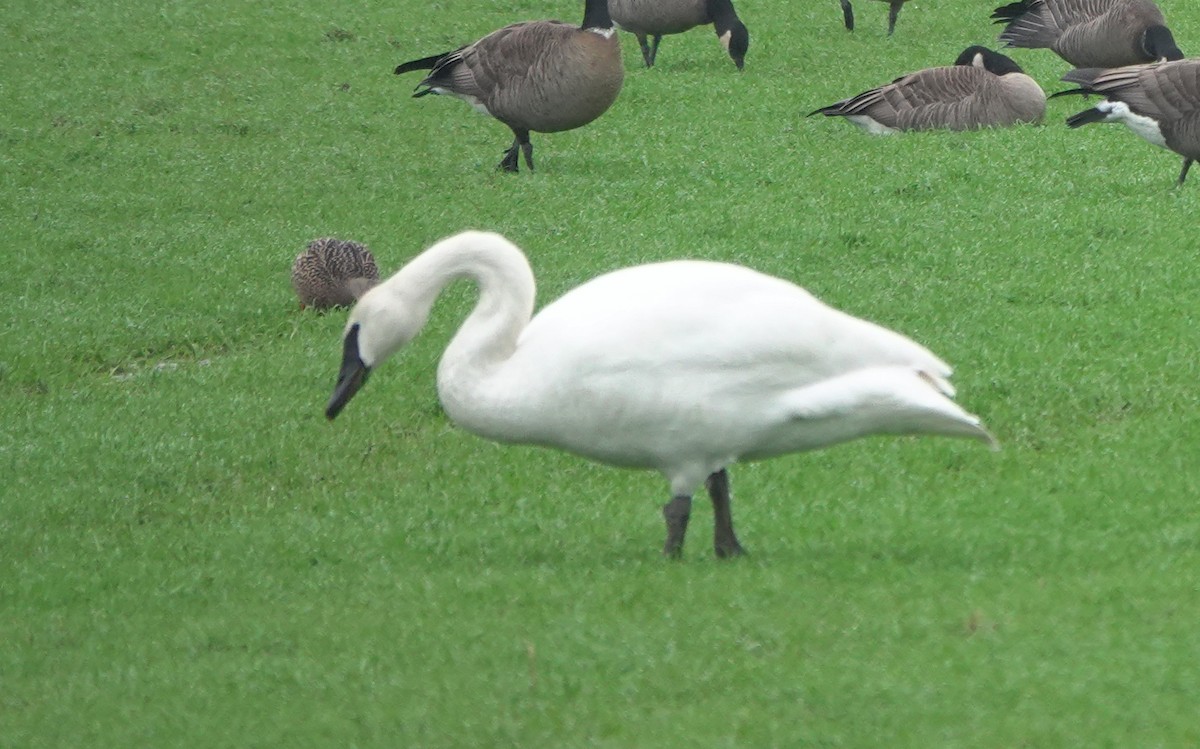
[292,238,379,310]
[811,47,1046,133]
[394,0,623,172]
[1057,60,1200,184]
[608,0,748,69]
[840,0,913,36]
[992,0,1182,68]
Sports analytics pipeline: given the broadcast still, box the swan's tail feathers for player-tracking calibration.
[395,52,452,75]
[782,367,999,450]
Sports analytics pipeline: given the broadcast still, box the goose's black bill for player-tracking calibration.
[326,323,371,420]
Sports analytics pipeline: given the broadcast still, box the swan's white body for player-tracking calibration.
[330,231,995,555]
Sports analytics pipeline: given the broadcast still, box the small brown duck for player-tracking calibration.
[291,238,379,310]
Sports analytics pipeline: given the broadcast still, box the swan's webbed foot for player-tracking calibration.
[707,469,746,558]
[662,495,692,559]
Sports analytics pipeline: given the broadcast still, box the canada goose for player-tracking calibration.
[291,238,379,310]
[393,0,623,173]
[840,0,913,36]
[991,0,1183,68]
[607,0,749,69]
[1054,60,1200,185]
[326,231,996,558]
[809,46,1046,134]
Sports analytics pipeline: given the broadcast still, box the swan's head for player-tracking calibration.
[325,285,427,420]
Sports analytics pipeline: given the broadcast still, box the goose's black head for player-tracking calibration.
[723,22,749,70]
[710,0,748,70]
[955,45,1025,76]
[1142,25,1183,62]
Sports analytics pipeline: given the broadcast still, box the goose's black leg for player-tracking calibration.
[662,495,692,558]
[636,34,654,67]
[887,0,902,35]
[519,134,534,172]
[841,0,854,30]
[649,35,663,67]
[707,469,745,558]
[499,129,533,172]
[1178,157,1193,186]
[499,136,521,172]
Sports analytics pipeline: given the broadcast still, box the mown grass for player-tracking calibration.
[4,0,1200,746]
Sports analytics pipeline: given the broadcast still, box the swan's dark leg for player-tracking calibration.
[499,129,532,172]
[662,495,692,558]
[636,34,654,67]
[887,0,902,35]
[707,469,745,558]
[841,0,854,30]
[1178,157,1193,186]
[648,35,663,67]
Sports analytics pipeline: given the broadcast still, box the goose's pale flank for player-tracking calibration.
[810,46,1046,133]
[326,231,996,558]
[840,0,913,36]
[393,0,623,173]
[1054,60,1200,185]
[291,238,379,310]
[991,0,1183,68]
[608,0,748,69]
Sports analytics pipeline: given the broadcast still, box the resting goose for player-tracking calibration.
[810,46,1046,134]
[326,231,996,558]
[607,0,749,69]
[991,0,1183,68]
[393,0,623,172]
[840,0,913,36]
[1055,60,1200,185]
[291,238,379,310]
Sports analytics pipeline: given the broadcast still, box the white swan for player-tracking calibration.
[326,231,997,558]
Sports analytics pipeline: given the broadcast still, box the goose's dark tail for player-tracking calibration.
[1066,107,1109,128]
[395,52,450,75]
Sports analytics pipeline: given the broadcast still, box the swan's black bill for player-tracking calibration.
[326,323,371,420]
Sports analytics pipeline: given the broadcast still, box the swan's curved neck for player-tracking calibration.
[392,233,536,428]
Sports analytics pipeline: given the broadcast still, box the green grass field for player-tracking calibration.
[5,0,1200,745]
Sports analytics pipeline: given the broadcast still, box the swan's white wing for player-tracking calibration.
[516,260,950,384]
[494,260,971,483]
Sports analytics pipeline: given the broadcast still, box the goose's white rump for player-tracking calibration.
[327,231,996,558]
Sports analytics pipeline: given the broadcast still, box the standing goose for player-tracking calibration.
[810,46,1046,134]
[991,0,1183,68]
[840,0,913,36]
[1055,60,1200,185]
[393,0,623,173]
[608,0,749,70]
[291,238,379,310]
[326,231,996,558]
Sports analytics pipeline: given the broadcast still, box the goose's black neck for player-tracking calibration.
[706,0,741,29]
[581,0,614,30]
